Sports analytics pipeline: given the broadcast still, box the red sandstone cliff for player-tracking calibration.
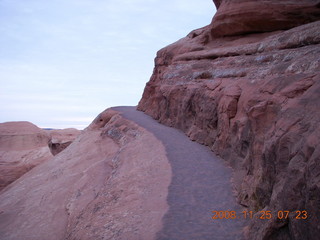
[1,1,319,239]
[138,0,320,239]
[211,0,320,37]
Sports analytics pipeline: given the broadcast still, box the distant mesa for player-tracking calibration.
[0,109,170,240]
[0,121,80,192]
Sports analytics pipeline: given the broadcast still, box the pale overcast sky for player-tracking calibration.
[0,0,216,129]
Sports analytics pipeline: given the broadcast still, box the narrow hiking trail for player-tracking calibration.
[113,106,248,240]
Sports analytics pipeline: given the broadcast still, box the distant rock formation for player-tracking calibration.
[46,128,81,155]
[1,1,319,239]
[138,1,320,239]
[0,121,52,191]
[0,122,80,192]
[0,110,170,240]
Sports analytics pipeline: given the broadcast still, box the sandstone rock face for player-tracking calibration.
[0,109,171,240]
[0,122,52,191]
[46,128,81,155]
[211,0,320,37]
[0,122,81,192]
[138,15,320,240]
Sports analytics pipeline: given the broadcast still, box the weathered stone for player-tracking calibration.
[0,123,81,191]
[0,122,52,191]
[0,109,171,240]
[210,0,320,37]
[46,128,81,155]
[138,14,320,240]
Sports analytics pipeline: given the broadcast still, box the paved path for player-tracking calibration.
[113,106,248,240]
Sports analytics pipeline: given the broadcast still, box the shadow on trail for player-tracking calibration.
[113,106,248,240]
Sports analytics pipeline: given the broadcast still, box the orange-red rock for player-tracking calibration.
[211,0,320,37]
[46,128,81,155]
[0,110,171,240]
[0,122,81,192]
[138,11,320,240]
[0,122,52,191]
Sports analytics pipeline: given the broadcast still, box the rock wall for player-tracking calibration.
[138,1,320,239]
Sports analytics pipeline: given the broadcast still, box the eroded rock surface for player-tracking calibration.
[211,0,320,37]
[138,4,320,239]
[0,122,81,192]
[0,122,52,191]
[46,128,81,155]
[0,109,171,240]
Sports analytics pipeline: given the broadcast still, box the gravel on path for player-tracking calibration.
[113,106,248,240]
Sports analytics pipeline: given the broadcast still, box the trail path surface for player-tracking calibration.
[113,106,248,240]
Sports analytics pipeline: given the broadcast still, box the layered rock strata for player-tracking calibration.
[211,0,320,37]
[0,122,52,191]
[0,122,81,192]
[138,2,320,239]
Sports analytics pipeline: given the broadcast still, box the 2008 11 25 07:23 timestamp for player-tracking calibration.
[211,210,308,220]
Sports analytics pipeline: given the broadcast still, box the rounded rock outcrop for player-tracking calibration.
[0,121,52,191]
[210,0,320,37]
